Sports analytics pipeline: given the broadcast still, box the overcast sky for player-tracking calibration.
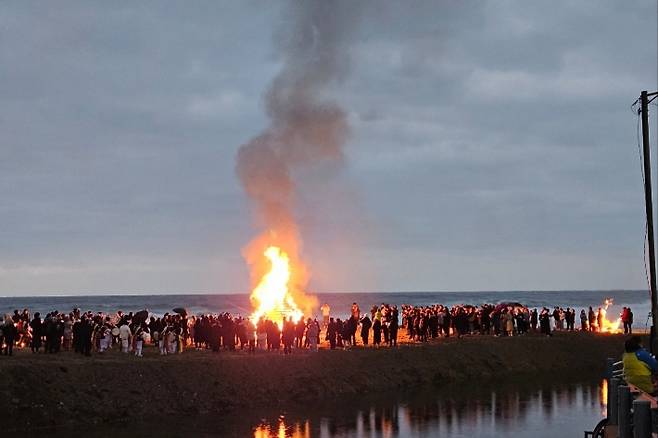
[1,1,656,295]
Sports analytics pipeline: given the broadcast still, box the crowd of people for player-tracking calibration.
[0,301,633,357]
[400,304,634,340]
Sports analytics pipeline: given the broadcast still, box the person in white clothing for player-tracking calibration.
[167,328,177,354]
[119,321,132,353]
[159,326,167,355]
[100,324,112,353]
[320,303,331,328]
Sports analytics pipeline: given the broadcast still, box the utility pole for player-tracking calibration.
[640,90,658,353]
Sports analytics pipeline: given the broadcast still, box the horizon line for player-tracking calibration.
[0,288,648,298]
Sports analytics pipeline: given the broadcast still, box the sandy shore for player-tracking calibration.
[0,331,624,431]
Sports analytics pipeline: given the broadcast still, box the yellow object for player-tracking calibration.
[623,352,654,393]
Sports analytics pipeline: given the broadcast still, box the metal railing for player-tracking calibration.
[587,358,656,438]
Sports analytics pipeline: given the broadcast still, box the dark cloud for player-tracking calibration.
[0,1,653,294]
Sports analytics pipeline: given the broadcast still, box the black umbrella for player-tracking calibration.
[494,303,510,312]
[173,307,188,317]
[494,302,525,312]
[134,310,149,322]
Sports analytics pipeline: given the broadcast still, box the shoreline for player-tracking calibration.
[0,331,624,431]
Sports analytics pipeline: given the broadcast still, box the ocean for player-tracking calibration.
[0,290,651,327]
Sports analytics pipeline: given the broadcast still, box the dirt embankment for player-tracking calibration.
[0,332,623,430]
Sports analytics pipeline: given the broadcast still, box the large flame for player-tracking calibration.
[249,246,304,326]
[598,298,622,333]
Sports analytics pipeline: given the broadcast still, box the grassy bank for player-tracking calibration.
[0,332,623,430]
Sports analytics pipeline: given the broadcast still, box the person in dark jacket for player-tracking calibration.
[3,320,17,356]
[623,307,634,334]
[373,316,382,346]
[30,313,43,353]
[360,315,372,346]
[210,320,221,352]
[79,317,93,356]
[294,318,305,349]
[580,309,588,331]
[588,307,596,332]
[282,317,295,354]
[388,307,399,347]
[347,315,358,347]
[326,318,337,350]
[539,308,552,337]
[72,317,82,353]
[530,309,538,332]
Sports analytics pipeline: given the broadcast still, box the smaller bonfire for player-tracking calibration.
[597,298,622,334]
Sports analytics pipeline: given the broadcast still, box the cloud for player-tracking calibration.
[0,1,654,294]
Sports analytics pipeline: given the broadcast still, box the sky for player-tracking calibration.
[1,1,657,295]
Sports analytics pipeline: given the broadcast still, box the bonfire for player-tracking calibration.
[249,245,304,327]
[597,298,622,334]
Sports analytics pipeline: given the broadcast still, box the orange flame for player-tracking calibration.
[249,246,304,327]
[598,298,622,333]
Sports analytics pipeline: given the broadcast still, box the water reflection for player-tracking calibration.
[250,381,606,438]
[253,417,311,438]
[600,378,608,416]
[38,380,607,437]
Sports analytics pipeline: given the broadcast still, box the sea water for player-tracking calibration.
[0,290,650,327]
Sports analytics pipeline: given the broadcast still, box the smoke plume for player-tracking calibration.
[236,1,360,311]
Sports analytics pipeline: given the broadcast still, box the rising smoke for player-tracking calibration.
[236,1,361,309]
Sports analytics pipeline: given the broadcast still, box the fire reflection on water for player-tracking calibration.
[250,382,606,438]
[600,379,608,417]
[253,417,311,438]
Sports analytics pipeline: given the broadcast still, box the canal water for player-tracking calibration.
[244,380,607,438]
[53,379,607,437]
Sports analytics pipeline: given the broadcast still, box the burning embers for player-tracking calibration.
[249,246,303,326]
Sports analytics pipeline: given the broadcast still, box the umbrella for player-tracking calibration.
[494,302,525,312]
[134,310,149,322]
[173,307,188,317]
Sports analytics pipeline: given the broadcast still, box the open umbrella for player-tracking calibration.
[134,310,149,322]
[173,307,188,317]
[494,302,525,312]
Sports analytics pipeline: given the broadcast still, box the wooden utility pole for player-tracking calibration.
[640,90,658,353]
